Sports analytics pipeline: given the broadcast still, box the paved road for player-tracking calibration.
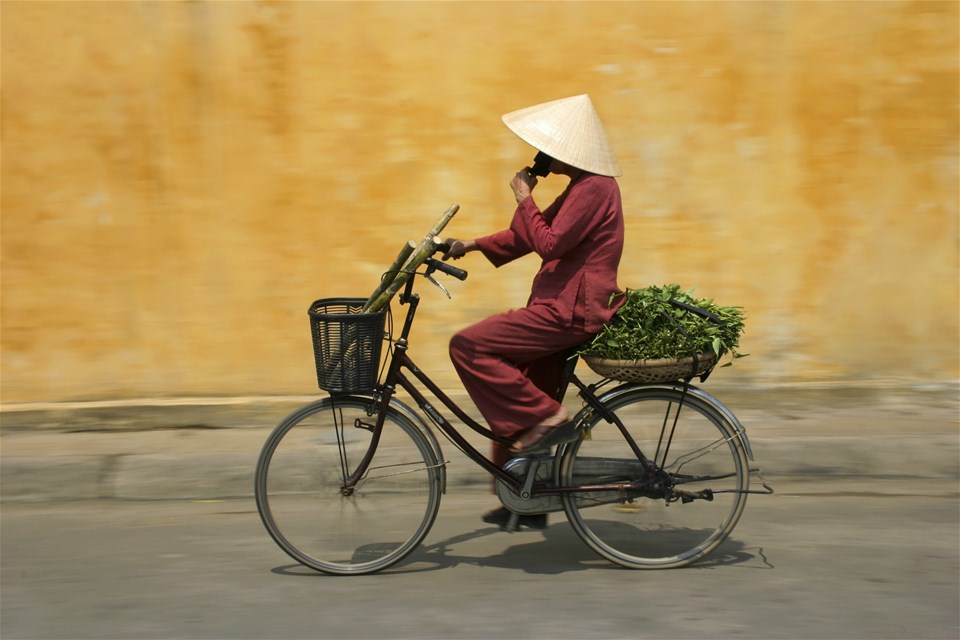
[1,384,957,639]
[2,478,957,640]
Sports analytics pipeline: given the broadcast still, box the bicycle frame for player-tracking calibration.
[340,270,667,499]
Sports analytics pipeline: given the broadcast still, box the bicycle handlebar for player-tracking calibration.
[428,242,469,282]
[425,257,468,282]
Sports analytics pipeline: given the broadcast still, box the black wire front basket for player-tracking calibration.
[308,298,387,393]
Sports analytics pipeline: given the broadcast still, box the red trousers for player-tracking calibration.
[449,304,594,469]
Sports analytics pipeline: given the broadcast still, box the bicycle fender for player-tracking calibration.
[680,384,755,461]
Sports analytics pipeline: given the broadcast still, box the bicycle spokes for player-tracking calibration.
[255,397,442,575]
[560,386,751,569]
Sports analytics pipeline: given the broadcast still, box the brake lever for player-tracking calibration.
[425,273,451,299]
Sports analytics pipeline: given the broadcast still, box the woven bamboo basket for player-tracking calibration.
[583,352,717,384]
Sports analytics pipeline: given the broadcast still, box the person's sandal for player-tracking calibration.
[482,506,547,531]
[511,419,580,455]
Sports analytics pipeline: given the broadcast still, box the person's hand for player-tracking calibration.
[510,169,538,203]
[442,239,474,261]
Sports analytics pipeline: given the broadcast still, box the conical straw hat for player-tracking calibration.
[502,94,621,177]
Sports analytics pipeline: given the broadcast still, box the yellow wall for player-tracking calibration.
[2,1,957,403]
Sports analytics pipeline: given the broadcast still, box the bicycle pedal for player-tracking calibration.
[614,502,644,514]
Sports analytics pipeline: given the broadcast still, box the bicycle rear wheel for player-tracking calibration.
[255,396,442,575]
[559,384,749,569]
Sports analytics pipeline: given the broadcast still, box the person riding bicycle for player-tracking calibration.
[443,94,626,529]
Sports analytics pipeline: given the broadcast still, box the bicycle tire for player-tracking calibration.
[255,395,442,575]
[558,384,750,569]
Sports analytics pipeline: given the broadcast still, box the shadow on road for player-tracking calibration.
[269,522,774,577]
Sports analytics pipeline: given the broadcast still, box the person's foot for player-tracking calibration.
[511,407,578,454]
[482,506,548,531]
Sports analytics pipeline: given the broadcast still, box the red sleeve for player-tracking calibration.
[509,177,615,261]
[475,228,531,268]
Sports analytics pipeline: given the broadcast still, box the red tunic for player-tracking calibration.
[449,173,625,463]
[477,173,624,332]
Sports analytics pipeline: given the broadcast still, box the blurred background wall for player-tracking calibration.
[2,0,957,404]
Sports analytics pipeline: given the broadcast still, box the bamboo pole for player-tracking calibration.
[425,203,460,240]
[324,204,460,388]
[364,236,444,313]
[361,240,416,312]
[330,233,445,383]
[363,204,460,313]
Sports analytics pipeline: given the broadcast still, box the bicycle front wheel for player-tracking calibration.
[255,396,442,575]
[559,384,750,569]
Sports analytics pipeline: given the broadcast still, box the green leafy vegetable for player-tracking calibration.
[578,284,747,364]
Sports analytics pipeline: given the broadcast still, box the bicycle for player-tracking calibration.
[254,242,771,575]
